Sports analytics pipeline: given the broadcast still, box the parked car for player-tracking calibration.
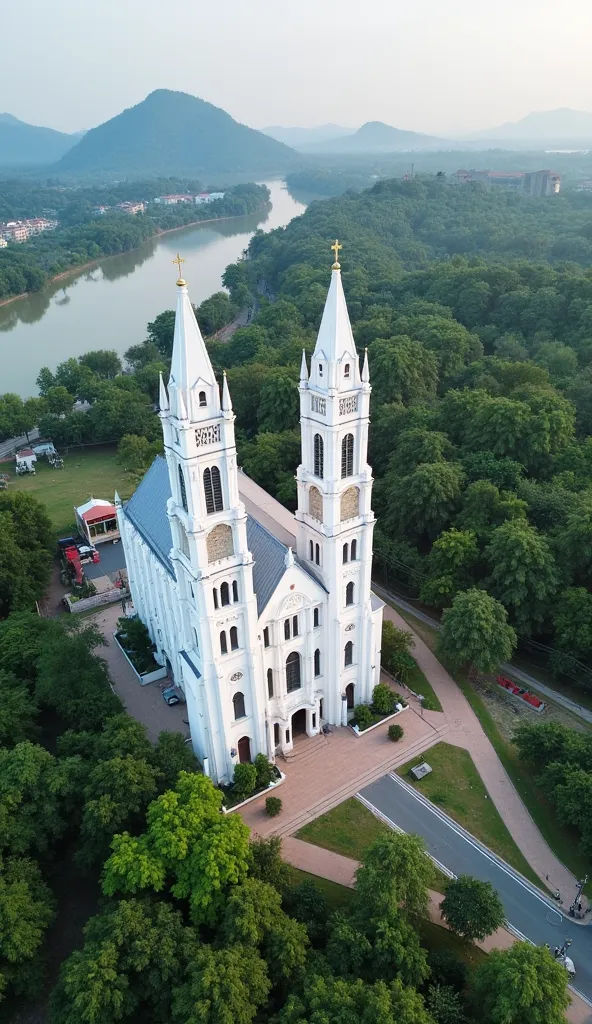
[162,686,180,706]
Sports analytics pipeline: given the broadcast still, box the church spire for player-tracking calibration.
[311,241,359,392]
[362,347,370,384]
[168,255,218,421]
[221,371,233,412]
[300,349,309,383]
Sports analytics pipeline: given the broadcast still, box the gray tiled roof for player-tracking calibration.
[124,457,175,576]
[123,456,316,616]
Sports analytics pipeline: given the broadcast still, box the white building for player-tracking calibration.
[194,192,225,205]
[117,252,384,784]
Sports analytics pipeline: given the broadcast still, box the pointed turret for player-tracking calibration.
[159,372,169,413]
[114,491,122,508]
[311,241,359,392]
[285,546,295,568]
[300,349,309,383]
[168,258,219,422]
[362,347,370,384]
[221,371,233,413]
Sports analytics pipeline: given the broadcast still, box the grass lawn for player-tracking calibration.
[5,446,134,535]
[284,866,354,912]
[297,797,389,861]
[396,742,542,888]
[412,915,487,973]
[406,659,443,713]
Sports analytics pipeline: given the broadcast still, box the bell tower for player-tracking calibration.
[159,256,264,784]
[295,243,377,722]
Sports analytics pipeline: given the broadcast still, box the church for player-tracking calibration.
[116,246,384,784]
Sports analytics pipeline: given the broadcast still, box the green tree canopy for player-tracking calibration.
[471,942,569,1024]
[438,588,517,674]
[485,519,559,634]
[440,875,505,942]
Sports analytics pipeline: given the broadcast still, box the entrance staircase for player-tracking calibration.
[271,719,450,839]
[280,731,329,766]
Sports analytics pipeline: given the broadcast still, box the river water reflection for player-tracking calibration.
[0,180,307,396]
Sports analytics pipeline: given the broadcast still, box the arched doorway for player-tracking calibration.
[346,682,355,709]
[291,708,307,737]
[319,698,324,722]
[237,736,251,763]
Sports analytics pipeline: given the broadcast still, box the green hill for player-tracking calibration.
[58,89,298,178]
[0,113,78,167]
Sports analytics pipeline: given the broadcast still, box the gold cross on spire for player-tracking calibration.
[331,239,342,269]
[173,253,186,285]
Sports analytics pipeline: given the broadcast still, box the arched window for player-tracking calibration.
[341,434,354,478]
[340,486,360,521]
[286,651,301,693]
[319,363,324,377]
[314,648,321,676]
[220,631,228,655]
[199,391,207,407]
[284,618,291,641]
[263,627,270,648]
[232,580,239,603]
[344,363,350,378]
[313,607,320,628]
[343,543,349,564]
[344,641,353,667]
[220,582,230,606]
[315,543,320,566]
[178,464,188,513]
[213,588,219,610]
[203,466,223,514]
[309,540,314,561]
[346,581,355,606]
[313,434,324,478]
[230,626,239,651]
[351,539,357,560]
[233,691,246,720]
[267,668,274,698]
[179,526,190,559]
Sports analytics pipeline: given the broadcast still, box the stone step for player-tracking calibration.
[271,724,449,838]
[281,732,329,764]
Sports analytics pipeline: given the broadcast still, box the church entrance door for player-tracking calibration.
[291,708,307,738]
[237,736,251,763]
[346,683,355,709]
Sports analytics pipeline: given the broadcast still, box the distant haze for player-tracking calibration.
[1,0,592,136]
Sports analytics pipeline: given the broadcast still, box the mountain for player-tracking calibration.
[470,108,592,143]
[58,90,297,177]
[0,114,79,166]
[261,123,353,148]
[301,120,446,153]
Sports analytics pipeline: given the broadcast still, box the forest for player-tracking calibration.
[0,182,269,300]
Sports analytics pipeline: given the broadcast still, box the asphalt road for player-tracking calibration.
[360,773,592,1004]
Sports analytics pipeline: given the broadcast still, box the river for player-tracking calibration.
[0,180,307,397]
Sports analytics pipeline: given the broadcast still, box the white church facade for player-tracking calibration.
[117,248,384,784]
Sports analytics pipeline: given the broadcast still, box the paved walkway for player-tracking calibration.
[281,838,591,1024]
[383,604,579,906]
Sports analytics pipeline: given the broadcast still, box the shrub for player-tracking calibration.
[354,705,374,731]
[265,796,282,817]
[233,761,257,799]
[116,616,157,673]
[371,683,396,715]
[254,752,274,789]
[388,723,404,742]
[427,949,468,992]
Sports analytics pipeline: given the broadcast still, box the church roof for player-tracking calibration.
[122,456,321,616]
[313,266,357,367]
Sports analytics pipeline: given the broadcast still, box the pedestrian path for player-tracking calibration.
[383,604,579,906]
[281,837,591,1024]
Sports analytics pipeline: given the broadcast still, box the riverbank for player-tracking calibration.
[0,206,271,310]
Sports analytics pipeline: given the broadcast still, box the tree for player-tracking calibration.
[368,336,438,406]
[0,856,54,1001]
[485,519,559,634]
[390,428,454,478]
[0,492,53,619]
[257,371,299,432]
[354,831,432,920]
[440,876,505,941]
[78,754,160,866]
[471,942,570,1024]
[46,385,75,416]
[51,898,194,1024]
[552,587,592,662]
[117,433,161,474]
[420,529,479,608]
[171,945,270,1024]
[278,974,434,1024]
[152,730,199,791]
[426,985,467,1024]
[233,762,257,799]
[147,309,176,358]
[102,772,251,925]
[0,742,77,857]
[438,588,517,675]
[248,835,291,892]
[35,626,122,730]
[196,291,237,335]
[455,480,527,541]
[79,349,122,378]
[0,670,38,746]
[383,461,465,539]
[124,341,162,369]
[381,621,415,680]
[534,341,578,380]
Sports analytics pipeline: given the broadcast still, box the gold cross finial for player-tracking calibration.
[173,253,186,285]
[331,239,342,269]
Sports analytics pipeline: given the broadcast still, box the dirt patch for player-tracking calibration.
[473,674,590,742]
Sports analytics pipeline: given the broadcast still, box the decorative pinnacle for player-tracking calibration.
[362,347,370,383]
[331,238,342,270]
[173,253,186,286]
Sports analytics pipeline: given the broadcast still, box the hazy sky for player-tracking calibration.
[3,0,592,135]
